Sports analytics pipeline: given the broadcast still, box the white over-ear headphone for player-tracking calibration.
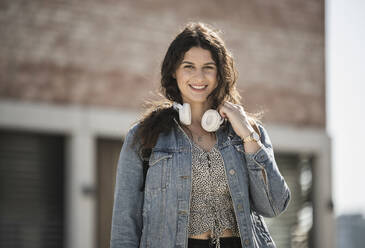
[172,102,224,132]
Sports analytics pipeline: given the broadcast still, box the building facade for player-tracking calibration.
[0,0,332,247]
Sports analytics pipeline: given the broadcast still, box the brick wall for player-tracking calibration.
[0,0,325,127]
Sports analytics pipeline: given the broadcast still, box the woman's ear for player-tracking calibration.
[172,72,176,79]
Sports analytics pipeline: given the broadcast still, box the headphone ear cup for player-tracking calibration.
[179,103,191,125]
[201,109,223,132]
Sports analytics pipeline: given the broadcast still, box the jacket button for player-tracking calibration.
[229,169,235,175]
[178,210,188,215]
[237,203,243,210]
[244,239,250,246]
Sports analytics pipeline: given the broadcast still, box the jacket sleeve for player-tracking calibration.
[110,124,144,248]
[244,123,291,217]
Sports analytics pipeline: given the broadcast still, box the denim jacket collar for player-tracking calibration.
[153,117,239,152]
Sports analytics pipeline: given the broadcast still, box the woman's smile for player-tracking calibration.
[189,84,208,91]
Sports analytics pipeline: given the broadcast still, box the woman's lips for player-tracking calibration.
[189,84,208,91]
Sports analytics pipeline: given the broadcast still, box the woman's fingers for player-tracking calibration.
[223,101,237,110]
[225,101,244,110]
[218,104,228,118]
[223,101,246,114]
[218,101,252,138]
[218,101,248,121]
[219,102,238,119]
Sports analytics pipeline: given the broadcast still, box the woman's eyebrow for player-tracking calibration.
[181,61,194,65]
[204,62,216,66]
[181,61,216,65]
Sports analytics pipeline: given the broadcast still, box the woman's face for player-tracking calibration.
[174,46,218,105]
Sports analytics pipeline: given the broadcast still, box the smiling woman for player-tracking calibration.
[110,22,291,248]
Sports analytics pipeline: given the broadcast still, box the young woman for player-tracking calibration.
[110,22,290,248]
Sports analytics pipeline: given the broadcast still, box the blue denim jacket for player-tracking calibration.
[110,120,290,248]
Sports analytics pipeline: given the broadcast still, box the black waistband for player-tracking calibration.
[188,236,241,246]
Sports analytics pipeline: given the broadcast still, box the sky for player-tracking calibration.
[326,0,365,216]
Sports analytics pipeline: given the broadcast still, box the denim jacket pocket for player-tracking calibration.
[146,152,173,191]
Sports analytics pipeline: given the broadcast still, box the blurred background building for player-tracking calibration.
[0,0,333,248]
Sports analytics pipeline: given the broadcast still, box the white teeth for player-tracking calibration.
[190,85,206,89]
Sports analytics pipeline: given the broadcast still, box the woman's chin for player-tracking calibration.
[183,98,210,106]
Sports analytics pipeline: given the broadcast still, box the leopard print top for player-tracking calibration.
[188,141,240,247]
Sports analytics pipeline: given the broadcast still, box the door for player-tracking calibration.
[0,130,65,248]
[96,137,123,248]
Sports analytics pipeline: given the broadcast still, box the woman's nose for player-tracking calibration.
[193,69,205,82]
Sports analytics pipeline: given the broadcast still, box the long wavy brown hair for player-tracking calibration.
[134,22,262,156]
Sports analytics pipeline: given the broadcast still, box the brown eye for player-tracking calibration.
[205,66,215,70]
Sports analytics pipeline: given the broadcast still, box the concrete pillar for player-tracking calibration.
[65,129,96,248]
[313,137,335,248]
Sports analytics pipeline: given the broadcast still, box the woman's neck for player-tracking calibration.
[182,100,217,148]
[187,101,211,127]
